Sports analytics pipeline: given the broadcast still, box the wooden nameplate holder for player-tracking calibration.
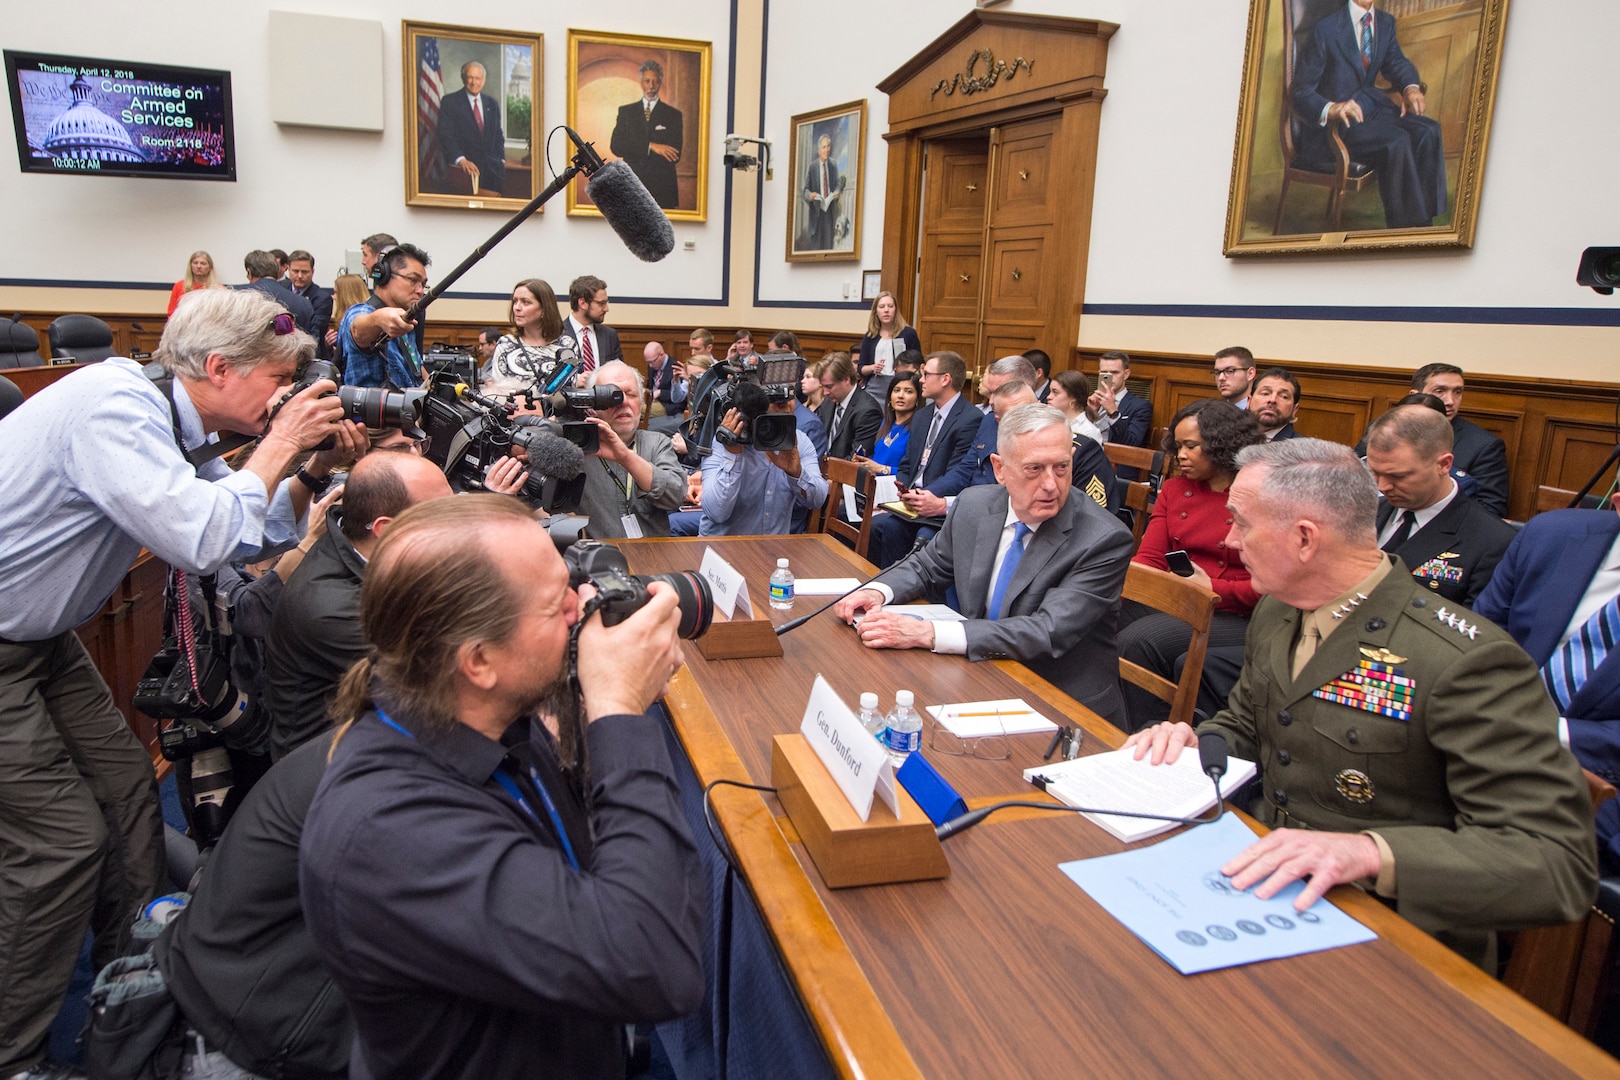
[694,605,783,661]
[770,733,949,889]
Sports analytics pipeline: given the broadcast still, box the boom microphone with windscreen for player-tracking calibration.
[585,159,676,263]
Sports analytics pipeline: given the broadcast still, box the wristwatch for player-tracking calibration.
[295,466,333,495]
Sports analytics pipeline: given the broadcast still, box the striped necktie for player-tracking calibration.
[1544,593,1620,714]
[1359,11,1373,69]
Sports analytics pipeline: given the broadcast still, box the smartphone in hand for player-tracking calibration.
[1164,549,1196,578]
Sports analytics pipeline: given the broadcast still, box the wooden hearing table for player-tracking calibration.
[621,534,1619,1079]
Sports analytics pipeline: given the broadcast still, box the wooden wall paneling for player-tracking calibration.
[1078,347,1620,520]
[879,133,923,323]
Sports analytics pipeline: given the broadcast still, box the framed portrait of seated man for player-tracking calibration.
[402,21,543,211]
[1223,0,1508,255]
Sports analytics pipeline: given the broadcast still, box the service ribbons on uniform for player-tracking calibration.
[1312,656,1415,722]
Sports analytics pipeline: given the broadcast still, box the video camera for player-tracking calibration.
[681,352,806,456]
[563,539,713,640]
[418,372,619,513]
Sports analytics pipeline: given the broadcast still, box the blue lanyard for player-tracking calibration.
[374,709,581,873]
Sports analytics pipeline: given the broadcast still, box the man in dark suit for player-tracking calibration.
[563,275,622,380]
[436,60,505,194]
[610,59,683,210]
[1292,0,1445,229]
[1095,350,1153,450]
[1367,404,1514,606]
[817,352,882,460]
[1025,349,1053,403]
[836,403,1134,727]
[1131,438,1594,969]
[802,133,842,250]
[1355,363,1509,516]
[286,250,334,359]
[239,250,314,335]
[1476,502,1620,869]
[868,352,1008,567]
[1252,366,1303,441]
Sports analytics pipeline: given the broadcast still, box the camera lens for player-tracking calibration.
[338,386,426,430]
[647,571,713,640]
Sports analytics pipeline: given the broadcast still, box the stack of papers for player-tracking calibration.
[1060,813,1377,974]
[928,699,1058,737]
[1024,746,1257,843]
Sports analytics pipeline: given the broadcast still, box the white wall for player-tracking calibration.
[4,0,1617,377]
[0,0,736,311]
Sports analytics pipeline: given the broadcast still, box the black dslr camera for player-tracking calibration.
[563,539,714,640]
[681,353,805,455]
[293,359,428,440]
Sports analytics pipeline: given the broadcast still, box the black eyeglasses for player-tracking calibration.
[269,312,296,336]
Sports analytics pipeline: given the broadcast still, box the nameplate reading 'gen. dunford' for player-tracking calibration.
[798,674,896,821]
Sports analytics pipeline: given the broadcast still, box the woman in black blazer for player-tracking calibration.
[855,290,920,404]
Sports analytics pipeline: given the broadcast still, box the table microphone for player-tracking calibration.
[774,530,932,636]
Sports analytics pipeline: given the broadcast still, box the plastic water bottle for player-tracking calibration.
[882,690,922,766]
[858,692,885,743]
[769,558,795,610]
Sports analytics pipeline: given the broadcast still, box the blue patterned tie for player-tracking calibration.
[988,522,1032,621]
[1360,11,1373,70]
[1544,593,1620,714]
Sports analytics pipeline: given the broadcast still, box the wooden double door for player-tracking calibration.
[915,116,1060,383]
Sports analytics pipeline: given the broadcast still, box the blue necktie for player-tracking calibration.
[988,522,1032,621]
[1360,11,1373,69]
[1544,593,1620,714]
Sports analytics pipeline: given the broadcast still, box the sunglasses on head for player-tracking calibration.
[269,312,296,336]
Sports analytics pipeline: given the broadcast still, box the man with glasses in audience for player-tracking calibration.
[1212,345,1257,410]
[340,243,432,389]
[0,289,356,1080]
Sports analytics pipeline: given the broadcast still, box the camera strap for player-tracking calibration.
[150,375,255,469]
[372,708,581,873]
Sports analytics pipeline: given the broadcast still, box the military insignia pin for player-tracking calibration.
[1438,551,1461,559]
[1359,646,1407,664]
[1335,769,1375,804]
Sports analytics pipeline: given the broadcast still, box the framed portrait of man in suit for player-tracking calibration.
[786,99,866,263]
[567,30,710,222]
[1223,0,1508,255]
[402,22,543,211]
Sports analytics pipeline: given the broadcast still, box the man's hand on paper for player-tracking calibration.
[1125,721,1198,765]
[833,588,885,624]
[854,609,936,651]
[1221,829,1382,912]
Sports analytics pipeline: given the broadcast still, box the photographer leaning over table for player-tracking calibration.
[0,287,360,1080]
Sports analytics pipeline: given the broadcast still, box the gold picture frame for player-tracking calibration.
[567,29,710,222]
[402,21,543,211]
[1223,0,1509,256]
[785,99,866,263]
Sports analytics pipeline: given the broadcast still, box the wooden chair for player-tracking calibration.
[1102,443,1164,485]
[1536,485,1606,516]
[1273,0,1380,233]
[1117,563,1218,729]
[1502,771,1619,1035]
[814,457,879,561]
[1120,480,1154,550]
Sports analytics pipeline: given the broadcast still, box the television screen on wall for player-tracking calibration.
[4,50,235,181]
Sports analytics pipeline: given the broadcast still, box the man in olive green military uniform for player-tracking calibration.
[1129,438,1595,969]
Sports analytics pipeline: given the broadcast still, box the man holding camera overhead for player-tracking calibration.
[0,288,359,1079]
[699,380,828,536]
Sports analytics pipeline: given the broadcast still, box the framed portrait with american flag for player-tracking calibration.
[402,21,543,211]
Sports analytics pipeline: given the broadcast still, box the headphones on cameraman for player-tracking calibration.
[369,244,399,289]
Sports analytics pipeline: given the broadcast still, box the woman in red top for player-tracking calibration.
[1118,398,1262,731]
[167,250,220,315]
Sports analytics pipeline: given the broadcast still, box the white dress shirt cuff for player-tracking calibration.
[930,619,968,655]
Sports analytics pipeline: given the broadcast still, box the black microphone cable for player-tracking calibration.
[701,778,778,874]
[775,527,933,636]
[934,731,1231,841]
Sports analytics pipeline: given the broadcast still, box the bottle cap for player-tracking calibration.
[777,558,789,568]
[860,692,878,709]
[895,690,914,707]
